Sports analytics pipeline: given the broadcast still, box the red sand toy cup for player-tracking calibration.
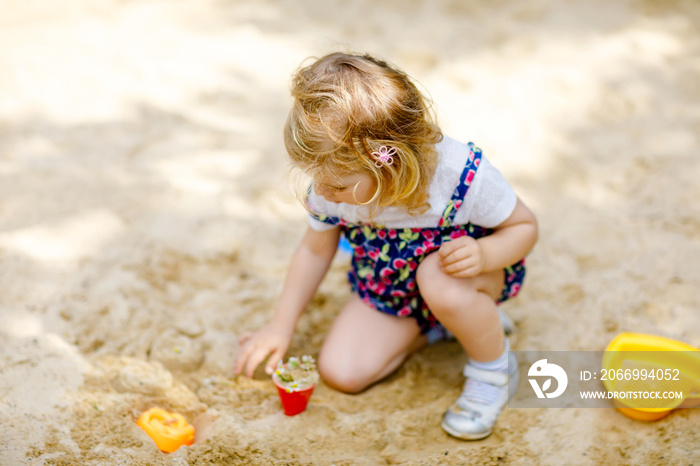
[271,356,319,416]
[273,378,316,416]
[137,407,195,453]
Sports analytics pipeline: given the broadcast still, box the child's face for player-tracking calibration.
[314,171,377,205]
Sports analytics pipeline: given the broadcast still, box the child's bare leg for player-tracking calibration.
[416,252,517,440]
[318,293,427,394]
[415,252,504,361]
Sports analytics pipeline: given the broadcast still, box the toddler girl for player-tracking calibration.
[235,52,538,440]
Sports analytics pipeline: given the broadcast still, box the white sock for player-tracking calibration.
[463,339,510,405]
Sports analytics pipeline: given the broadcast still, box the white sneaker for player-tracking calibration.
[441,352,519,440]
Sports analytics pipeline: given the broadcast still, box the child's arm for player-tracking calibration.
[439,198,538,278]
[234,225,341,377]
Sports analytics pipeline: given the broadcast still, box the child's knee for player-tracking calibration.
[416,253,479,312]
[416,253,452,302]
[415,252,440,285]
[317,351,370,394]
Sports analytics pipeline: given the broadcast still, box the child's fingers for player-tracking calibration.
[238,331,253,346]
[233,350,246,375]
[233,333,254,375]
[442,257,469,273]
[440,247,470,267]
[244,346,270,378]
[457,265,481,278]
[439,236,477,262]
[443,257,477,275]
[438,239,461,258]
[441,243,478,268]
[234,340,257,376]
[446,262,481,278]
[265,348,286,375]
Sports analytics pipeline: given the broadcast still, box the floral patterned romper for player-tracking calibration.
[309,142,526,334]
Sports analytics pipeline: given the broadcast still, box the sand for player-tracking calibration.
[1,0,699,464]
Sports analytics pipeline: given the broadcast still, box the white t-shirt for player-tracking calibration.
[307,136,516,231]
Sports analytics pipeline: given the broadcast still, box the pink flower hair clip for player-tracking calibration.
[371,146,396,168]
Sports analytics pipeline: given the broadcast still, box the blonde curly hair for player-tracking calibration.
[284,52,442,214]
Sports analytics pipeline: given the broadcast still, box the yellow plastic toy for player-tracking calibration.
[137,407,195,453]
[602,333,700,421]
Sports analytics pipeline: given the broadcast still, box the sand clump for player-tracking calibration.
[112,358,174,396]
[149,329,205,373]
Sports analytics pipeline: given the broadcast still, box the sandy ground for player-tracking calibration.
[1,0,699,464]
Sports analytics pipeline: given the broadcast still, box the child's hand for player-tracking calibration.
[234,320,293,378]
[438,236,485,278]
